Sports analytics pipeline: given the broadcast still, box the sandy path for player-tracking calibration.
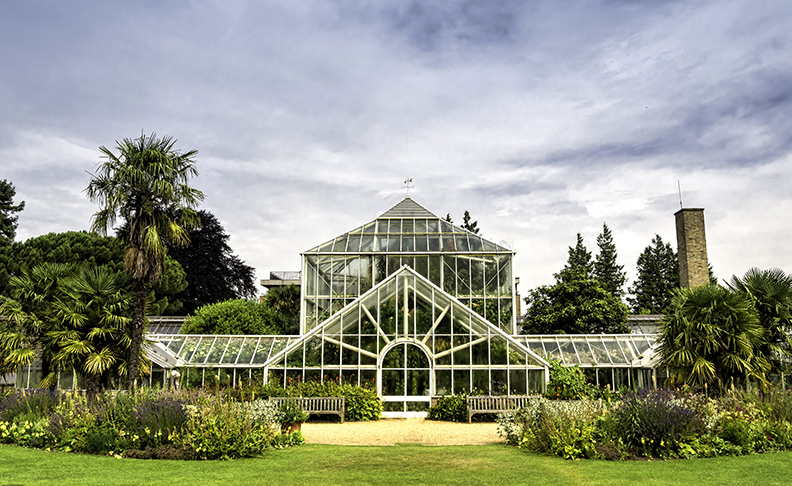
[301,418,503,446]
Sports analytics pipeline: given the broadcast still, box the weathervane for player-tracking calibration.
[404,178,414,196]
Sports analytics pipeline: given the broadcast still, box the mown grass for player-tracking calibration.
[2,444,792,486]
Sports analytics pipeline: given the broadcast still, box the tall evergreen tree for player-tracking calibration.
[0,179,25,246]
[461,210,480,234]
[593,223,626,298]
[627,234,679,314]
[563,233,593,277]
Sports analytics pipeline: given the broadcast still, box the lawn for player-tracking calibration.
[2,444,791,486]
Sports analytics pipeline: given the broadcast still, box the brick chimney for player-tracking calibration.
[675,208,709,288]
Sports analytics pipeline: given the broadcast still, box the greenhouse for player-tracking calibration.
[13,197,666,410]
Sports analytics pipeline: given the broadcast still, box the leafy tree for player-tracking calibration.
[0,231,187,314]
[657,284,770,391]
[564,233,593,276]
[593,223,626,298]
[461,210,480,234]
[262,285,301,334]
[86,132,204,388]
[0,179,25,246]
[167,210,256,314]
[522,268,630,334]
[181,299,279,335]
[727,268,792,373]
[627,234,679,314]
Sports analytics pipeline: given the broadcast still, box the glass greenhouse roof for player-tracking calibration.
[147,333,660,369]
[148,334,303,368]
[304,197,513,254]
[516,335,658,367]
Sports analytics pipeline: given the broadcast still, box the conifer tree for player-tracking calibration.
[461,210,480,234]
[563,233,593,277]
[593,223,626,298]
[627,234,679,313]
[0,179,25,246]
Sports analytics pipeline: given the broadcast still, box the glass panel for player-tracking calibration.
[469,236,483,251]
[402,235,414,252]
[455,235,470,251]
[428,236,441,252]
[453,369,470,394]
[362,222,376,233]
[388,220,401,234]
[427,219,439,233]
[415,235,428,251]
[509,370,527,395]
[360,235,375,251]
[435,370,452,395]
[415,219,427,233]
[346,234,361,252]
[402,219,414,234]
[220,338,245,364]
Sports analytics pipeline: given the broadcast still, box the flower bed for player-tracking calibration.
[0,388,303,459]
[497,388,792,460]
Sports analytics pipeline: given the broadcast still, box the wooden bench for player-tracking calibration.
[466,395,540,423]
[269,396,346,423]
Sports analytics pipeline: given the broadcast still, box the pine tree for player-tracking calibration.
[563,233,593,277]
[593,223,626,298]
[0,179,25,246]
[627,234,679,313]
[461,210,480,234]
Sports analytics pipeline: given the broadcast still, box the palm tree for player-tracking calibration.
[51,267,131,398]
[657,284,771,391]
[727,267,792,373]
[85,132,204,388]
[0,263,77,382]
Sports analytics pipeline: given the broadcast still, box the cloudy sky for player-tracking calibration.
[2,0,791,297]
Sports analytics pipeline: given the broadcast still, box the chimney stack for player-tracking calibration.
[675,208,709,288]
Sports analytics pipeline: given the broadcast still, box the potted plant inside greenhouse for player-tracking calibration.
[279,401,309,433]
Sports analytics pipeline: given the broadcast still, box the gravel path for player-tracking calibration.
[301,418,503,446]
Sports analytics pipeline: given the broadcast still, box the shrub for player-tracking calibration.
[0,389,61,422]
[504,398,605,459]
[611,389,705,458]
[181,299,279,334]
[427,395,467,422]
[170,398,279,460]
[545,361,590,400]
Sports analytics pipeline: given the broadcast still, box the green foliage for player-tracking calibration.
[261,285,301,334]
[544,361,591,400]
[461,210,480,234]
[628,234,679,314]
[278,401,309,424]
[727,267,792,373]
[658,284,770,391]
[0,264,133,392]
[427,395,468,422]
[0,231,187,315]
[500,388,792,461]
[182,299,279,335]
[593,223,626,298]
[522,268,630,334]
[564,233,593,276]
[256,379,382,421]
[168,210,257,314]
[0,179,24,247]
[86,132,205,389]
[0,388,296,459]
[500,398,605,459]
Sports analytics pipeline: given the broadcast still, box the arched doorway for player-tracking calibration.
[378,340,433,415]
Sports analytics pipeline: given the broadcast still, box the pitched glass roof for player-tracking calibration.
[304,197,512,254]
[515,334,658,367]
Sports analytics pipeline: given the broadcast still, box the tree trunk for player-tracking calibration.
[127,279,147,389]
[85,372,101,402]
